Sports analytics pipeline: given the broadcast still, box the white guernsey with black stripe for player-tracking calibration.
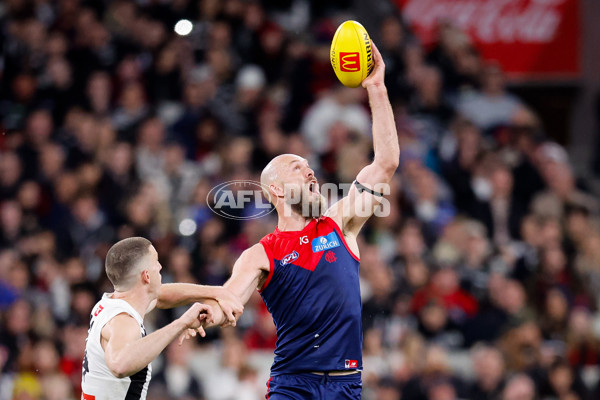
[81,294,152,400]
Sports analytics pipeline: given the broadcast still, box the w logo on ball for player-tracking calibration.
[340,52,360,72]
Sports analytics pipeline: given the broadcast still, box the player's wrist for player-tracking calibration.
[201,285,219,300]
[174,316,191,333]
[365,82,386,92]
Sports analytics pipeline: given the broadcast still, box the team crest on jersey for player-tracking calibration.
[311,232,340,252]
[280,251,299,266]
[324,251,337,263]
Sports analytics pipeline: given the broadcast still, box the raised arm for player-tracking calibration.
[156,283,243,323]
[201,243,270,328]
[326,42,400,235]
[102,302,211,378]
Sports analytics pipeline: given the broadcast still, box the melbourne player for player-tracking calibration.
[205,43,399,399]
[81,237,243,400]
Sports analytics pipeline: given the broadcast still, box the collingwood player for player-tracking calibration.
[81,237,243,400]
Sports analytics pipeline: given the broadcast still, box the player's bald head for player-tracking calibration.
[260,154,305,202]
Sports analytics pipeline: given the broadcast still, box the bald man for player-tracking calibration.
[206,43,399,400]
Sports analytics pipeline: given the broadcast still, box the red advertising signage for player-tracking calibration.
[396,0,580,79]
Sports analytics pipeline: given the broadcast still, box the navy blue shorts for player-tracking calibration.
[265,372,362,400]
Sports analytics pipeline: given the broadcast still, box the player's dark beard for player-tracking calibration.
[291,191,324,219]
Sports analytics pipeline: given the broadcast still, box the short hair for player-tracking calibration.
[105,237,152,290]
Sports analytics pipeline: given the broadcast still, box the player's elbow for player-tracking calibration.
[155,299,168,309]
[375,156,399,179]
[155,287,172,309]
[108,365,129,379]
[106,357,132,379]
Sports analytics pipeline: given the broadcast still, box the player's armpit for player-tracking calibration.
[225,243,270,303]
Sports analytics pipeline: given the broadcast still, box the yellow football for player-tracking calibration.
[330,20,374,88]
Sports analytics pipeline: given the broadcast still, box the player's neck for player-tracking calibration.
[276,211,313,232]
[110,287,152,318]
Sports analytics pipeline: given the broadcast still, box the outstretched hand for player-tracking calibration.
[215,287,244,327]
[361,41,385,89]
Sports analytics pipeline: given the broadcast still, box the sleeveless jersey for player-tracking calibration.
[259,216,362,375]
[81,294,152,400]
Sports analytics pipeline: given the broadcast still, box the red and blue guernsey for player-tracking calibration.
[259,216,362,375]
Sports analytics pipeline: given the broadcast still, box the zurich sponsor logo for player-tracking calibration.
[280,251,299,266]
[311,232,340,252]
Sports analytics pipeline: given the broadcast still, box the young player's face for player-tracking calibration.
[146,245,163,293]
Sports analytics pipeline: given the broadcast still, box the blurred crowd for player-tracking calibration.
[1,0,600,400]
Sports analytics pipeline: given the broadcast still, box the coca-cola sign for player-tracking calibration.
[397,0,580,79]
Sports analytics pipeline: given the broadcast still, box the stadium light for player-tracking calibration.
[174,19,193,36]
[178,218,197,236]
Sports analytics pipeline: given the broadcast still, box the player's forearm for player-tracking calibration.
[366,84,399,176]
[107,320,186,378]
[157,283,219,309]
